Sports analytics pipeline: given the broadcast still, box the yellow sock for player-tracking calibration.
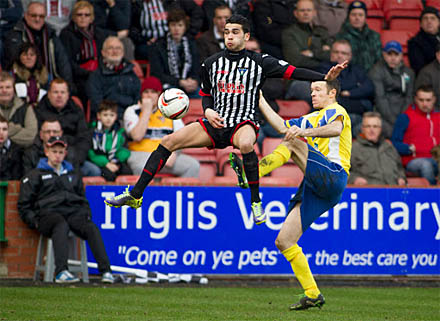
[259,144,291,177]
[282,244,320,298]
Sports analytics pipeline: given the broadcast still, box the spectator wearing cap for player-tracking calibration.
[408,6,440,74]
[34,78,96,176]
[86,36,141,121]
[335,0,382,72]
[123,76,200,177]
[368,41,415,138]
[18,135,115,284]
[416,43,440,111]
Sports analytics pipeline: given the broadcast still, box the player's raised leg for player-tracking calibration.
[276,203,325,310]
[232,124,265,224]
[105,122,212,208]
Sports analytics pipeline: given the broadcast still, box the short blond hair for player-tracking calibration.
[73,1,94,20]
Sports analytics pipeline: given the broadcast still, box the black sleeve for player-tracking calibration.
[291,68,326,81]
[199,62,213,112]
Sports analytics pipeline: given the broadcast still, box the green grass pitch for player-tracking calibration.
[1,286,439,320]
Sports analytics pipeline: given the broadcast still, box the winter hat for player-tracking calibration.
[348,1,367,15]
[420,6,440,21]
[141,76,163,94]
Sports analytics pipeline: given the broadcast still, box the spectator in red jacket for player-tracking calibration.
[392,85,440,185]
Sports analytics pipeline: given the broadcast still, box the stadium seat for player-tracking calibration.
[366,17,384,33]
[82,176,106,184]
[270,164,304,187]
[115,175,140,184]
[383,0,423,21]
[131,60,144,80]
[71,96,84,110]
[260,176,300,187]
[182,99,204,124]
[276,100,311,119]
[198,163,218,182]
[160,177,203,185]
[426,0,440,11]
[207,176,237,186]
[183,147,217,162]
[380,30,414,54]
[389,18,420,32]
[135,60,150,78]
[406,177,430,187]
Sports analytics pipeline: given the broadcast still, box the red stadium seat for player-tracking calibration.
[115,175,140,184]
[380,30,414,54]
[389,18,420,32]
[71,96,84,110]
[366,17,384,33]
[208,176,237,186]
[260,176,300,187]
[135,60,150,78]
[276,100,311,119]
[160,177,203,185]
[182,99,204,124]
[131,60,144,79]
[407,177,430,187]
[383,0,423,20]
[183,148,217,163]
[198,163,218,182]
[426,0,440,11]
[270,164,304,187]
[82,176,106,184]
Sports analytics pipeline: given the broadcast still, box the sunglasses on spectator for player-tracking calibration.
[29,13,45,19]
[76,13,91,17]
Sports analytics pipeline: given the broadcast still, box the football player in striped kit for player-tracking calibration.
[105,14,347,226]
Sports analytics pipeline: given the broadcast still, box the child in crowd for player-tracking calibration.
[88,100,131,181]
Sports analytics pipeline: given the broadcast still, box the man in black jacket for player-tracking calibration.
[2,2,72,83]
[34,78,96,175]
[18,136,113,283]
[0,114,23,180]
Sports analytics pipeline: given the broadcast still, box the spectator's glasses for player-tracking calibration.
[42,130,62,135]
[28,13,45,19]
[75,13,91,17]
[362,125,381,129]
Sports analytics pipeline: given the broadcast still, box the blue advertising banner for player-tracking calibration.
[86,186,440,275]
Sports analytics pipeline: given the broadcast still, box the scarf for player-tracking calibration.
[141,0,168,39]
[23,22,50,73]
[92,121,119,162]
[167,33,192,79]
[75,23,97,63]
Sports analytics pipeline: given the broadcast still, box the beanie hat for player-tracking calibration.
[348,1,367,15]
[420,6,440,21]
[141,76,163,94]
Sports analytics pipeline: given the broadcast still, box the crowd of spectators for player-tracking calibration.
[0,0,438,186]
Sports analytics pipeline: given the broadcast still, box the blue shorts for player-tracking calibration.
[288,144,348,232]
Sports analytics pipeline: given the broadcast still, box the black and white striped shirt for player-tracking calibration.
[140,0,168,40]
[200,49,297,128]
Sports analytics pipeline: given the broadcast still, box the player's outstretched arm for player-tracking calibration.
[285,118,343,140]
[324,60,348,81]
[259,93,287,134]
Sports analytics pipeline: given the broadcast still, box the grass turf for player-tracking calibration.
[0,286,439,321]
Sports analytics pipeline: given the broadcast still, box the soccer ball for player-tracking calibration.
[158,88,190,120]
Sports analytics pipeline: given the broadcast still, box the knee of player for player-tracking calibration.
[161,134,178,150]
[238,141,255,154]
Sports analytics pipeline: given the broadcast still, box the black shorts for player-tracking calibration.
[198,118,259,149]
